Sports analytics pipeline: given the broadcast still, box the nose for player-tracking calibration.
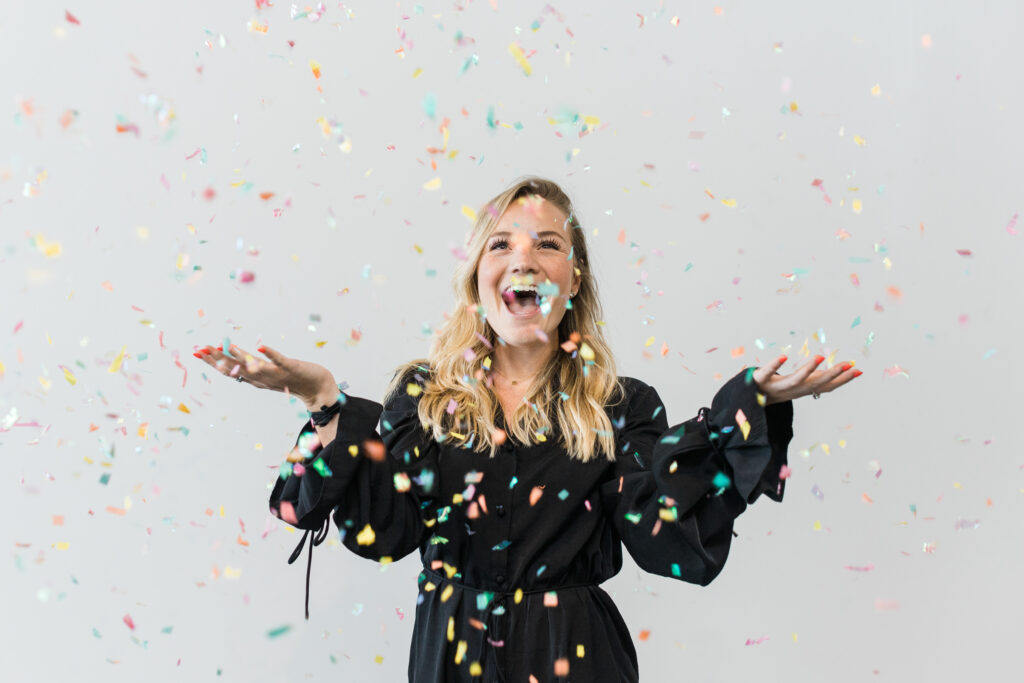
[509,235,542,279]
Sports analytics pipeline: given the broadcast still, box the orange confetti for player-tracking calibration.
[530,486,544,506]
[236,534,250,547]
[861,493,873,504]
[553,658,569,676]
[259,192,275,200]
[52,515,65,526]
[616,229,626,245]
[638,629,651,641]
[105,506,127,516]
[364,439,386,461]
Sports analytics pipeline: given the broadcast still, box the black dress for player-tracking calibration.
[269,366,794,682]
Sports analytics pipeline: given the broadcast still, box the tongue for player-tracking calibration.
[507,296,539,314]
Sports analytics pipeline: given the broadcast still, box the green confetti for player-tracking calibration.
[266,625,292,639]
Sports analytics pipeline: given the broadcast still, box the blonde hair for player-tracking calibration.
[384,175,626,462]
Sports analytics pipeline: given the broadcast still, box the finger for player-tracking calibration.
[774,354,825,391]
[813,362,859,394]
[752,354,788,388]
[204,346,243,378]
[257,344,287,366]
[227,343,262,373]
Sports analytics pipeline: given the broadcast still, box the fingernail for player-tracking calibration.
[840,362,852,372]
[778,355,788,364]
[201,349,211,355]
[814,355,825,364]
[193,352,202,358]
[257,346,265,353]
[852,370,863,378]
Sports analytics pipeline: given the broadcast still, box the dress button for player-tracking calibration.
[496,504,506,517]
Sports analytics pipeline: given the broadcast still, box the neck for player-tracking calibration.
[492,337,557,385]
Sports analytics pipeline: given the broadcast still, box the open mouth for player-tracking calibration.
[501,288,542,317]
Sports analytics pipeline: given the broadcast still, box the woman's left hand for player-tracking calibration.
[751,355,862,405]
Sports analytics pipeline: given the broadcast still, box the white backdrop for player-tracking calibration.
[2,1,1021,681]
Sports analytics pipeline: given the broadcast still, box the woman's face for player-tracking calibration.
[475,196,580,351]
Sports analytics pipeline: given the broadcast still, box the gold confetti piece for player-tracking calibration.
[406,382,423,397]
[579,342,594,361]
[514,588,523,604]
[854,135,866,146]
[178,403,190,414]
[55,542,69,550]
[871,84,881,96]
[508,43,532,75]
[108,345,127,373]
[374,655,384,664]
[62,367,76,385]
[577,644,585,658]
[356,524,376,546]
[853,199,862,214]
[224,566,241,579]
[423,177,442,191]
[721,198,737,208]
[461,205,477,221]
[247,19,268,33]
[412,67,423,78]
[137,423,148,438]
[644,336,655,347]
[447,616,455,642]
[455,640,468,665]
[469,662,482,676]
[441,584,454,603]
[310,59,321,79]
[813,520,822,531]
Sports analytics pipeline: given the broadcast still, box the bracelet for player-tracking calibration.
[311,399,341,427]
[309,385,346,428]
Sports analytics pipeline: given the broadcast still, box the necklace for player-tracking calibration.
[491,366,528,386]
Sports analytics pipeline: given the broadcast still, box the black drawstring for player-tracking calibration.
[287,516,331,620]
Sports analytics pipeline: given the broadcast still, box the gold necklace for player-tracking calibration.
[491,366,527,386]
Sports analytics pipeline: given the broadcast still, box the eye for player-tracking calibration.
[488,238,562,250]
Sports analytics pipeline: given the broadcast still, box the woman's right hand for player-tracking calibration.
[193,343,336,406]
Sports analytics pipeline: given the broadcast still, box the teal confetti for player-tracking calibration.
[161,626,173,634]
[267,625,292,639]
[509,476,518,489]
[624,512,642,525]
[311,458,333,477]
[557,489,569,501]
[423,92,437,118]
[476,592,494,610]
[92,627,102,639]
[851,316,861,328]
[486,106,496,129]
[492,540,511,551]
[712,472,731,489]
[670,563,681,578]
[98,472,111,485]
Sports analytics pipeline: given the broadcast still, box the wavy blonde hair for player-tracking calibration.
[383,175,626,462]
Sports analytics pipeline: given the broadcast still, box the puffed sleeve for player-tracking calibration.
[268,368,440,618]
[601,368,794,586]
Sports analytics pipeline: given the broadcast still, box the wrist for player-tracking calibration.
[304,382,340,411]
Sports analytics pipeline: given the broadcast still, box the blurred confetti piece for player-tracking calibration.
[1006,212,1018,235]
[423,177,442,191]
[508,43,532,75]
[123,614,135,630]
[745,636,769,646]
[810,484,824,501]
[65,10,81,25]
[309,59,321,78]
[108,346,127,373]
[267,625,291,638]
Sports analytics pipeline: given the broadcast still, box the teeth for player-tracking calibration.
[503,285,538,294]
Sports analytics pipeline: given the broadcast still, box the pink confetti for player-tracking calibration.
[123,614,135,630]
[744,636,769,646]
[1007,212,1019,235]
[778,465,792,480]
[843,564,875,572]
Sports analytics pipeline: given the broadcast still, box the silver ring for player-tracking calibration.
[236,375,244,383]
[812,392,820,399]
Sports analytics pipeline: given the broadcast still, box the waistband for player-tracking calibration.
[419,567,601,597]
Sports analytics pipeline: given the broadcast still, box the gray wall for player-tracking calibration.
[2,1,1020,681]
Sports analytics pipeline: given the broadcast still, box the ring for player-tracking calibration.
[812,392,820,399]
[236,375,244,383]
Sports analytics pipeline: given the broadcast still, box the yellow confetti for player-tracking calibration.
[870,84,881,97]
[514,588,523,604]
[721,198,737,208]
[62,367,77,385]
[406,382,423,397]
[441,584,454,603]
[219,505,225,518]
[447,616,455,642]
[579,342,595,361]
[793,632,799,643]
[374,655,384,665]
[469,662,482,676]
[247,19,268,33]
[854,135,866,146]
[310,59,321,79]
[577,644,585,658]
[461,205,477,221]
[412,67,423,78]
[423,177,442,191]
[178,403,190,414]
[55,542,69,550]
[108,345,127,373]
[356,523,376,546]
[508,42,532,75]
[224,566,242,579]
[137,423,148,439]
[455,640,468,665]
[813,520,822,531]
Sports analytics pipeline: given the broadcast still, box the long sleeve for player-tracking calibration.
[269,368,440,560]
[601,368,794,586]
[268,368,440,618]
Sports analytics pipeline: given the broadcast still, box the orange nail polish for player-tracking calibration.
[814,355,825,364]
[840,363,852,372]
[778,355,788,364]
[852,370,863,377]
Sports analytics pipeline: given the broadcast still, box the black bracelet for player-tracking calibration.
[311,399,342,427]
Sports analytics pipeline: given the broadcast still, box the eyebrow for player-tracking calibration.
[489,230,567,240]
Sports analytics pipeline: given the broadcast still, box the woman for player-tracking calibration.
[194,176,860,682]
